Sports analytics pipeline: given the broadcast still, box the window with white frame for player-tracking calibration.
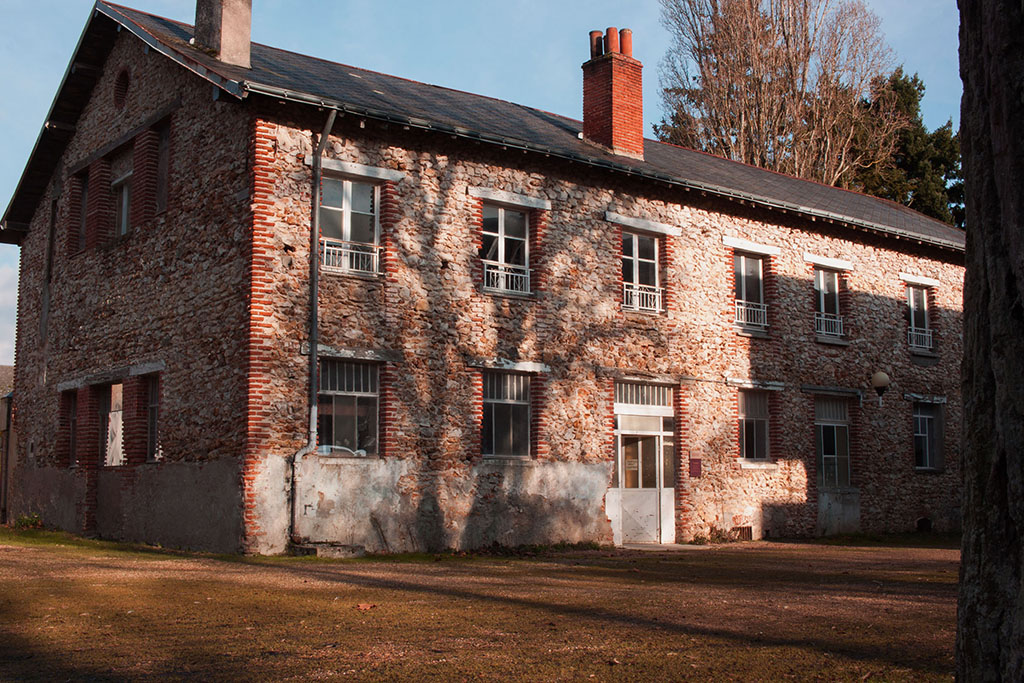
[814,268,843,337]
[914,402,943,470]
[621,232,662,312]
[612,382,675,490]
[319,177,381,274]
[482,372,531,457]
[815,396,850,488]
[317,360,378,456]
[907,286,932,350]
[112,172,132,238]
[739,390,769,460]
[100,383,125,467]
[481,205,530,294]
[734,253,766,328]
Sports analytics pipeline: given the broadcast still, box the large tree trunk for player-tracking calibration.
[957,1,1024,679]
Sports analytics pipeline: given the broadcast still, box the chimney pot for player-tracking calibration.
[619,28,633,57]
[194,0,252,69]
[582,27,644,160]
[605,27,619,54]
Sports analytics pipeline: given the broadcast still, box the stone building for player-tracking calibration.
[0,1,965,554]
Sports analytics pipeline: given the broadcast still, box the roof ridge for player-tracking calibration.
[105,1,587,130]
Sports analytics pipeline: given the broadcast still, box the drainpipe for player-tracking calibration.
[288,109,336,547]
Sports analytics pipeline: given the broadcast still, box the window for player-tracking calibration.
[319,177,381,274]
[734,253,766,328]
[815,397,850,488]
[481,205,529,294]
[482,372,531,457]
[146,375,161,462]
[613,382,674,489]
[109,145,134,240]
[914,403,943,470]
[907,286,932,349]
[814,268,843,336]
[112,174,131,237]
[739,390,769,460]
[317,360,378,456]
[100,384,125,467]
[621,232,662,312]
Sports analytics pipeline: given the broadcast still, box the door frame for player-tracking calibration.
[609,391,676,544]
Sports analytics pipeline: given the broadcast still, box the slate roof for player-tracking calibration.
[1,1,966,253]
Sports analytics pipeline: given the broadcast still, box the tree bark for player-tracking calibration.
[957,1,1024,679]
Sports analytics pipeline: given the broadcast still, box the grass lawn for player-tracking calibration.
[0,529,958,681]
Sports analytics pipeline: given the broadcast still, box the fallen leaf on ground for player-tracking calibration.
[356,603,376,611]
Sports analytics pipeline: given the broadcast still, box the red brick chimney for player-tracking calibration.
[194,0,252,69]
[582,27,644,160]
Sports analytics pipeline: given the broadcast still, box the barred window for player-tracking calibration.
[482,372,530,457]
[317,360,378,457]
[614,382,672,407]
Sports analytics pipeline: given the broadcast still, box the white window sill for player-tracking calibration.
[321,267,383,280]
[480,454,532,462]
[622,307,663,316]
[914,466,944,473]
[739,460,778,470]
[482,288,534,299]
[815,334,850,346]
[735,325,769,338]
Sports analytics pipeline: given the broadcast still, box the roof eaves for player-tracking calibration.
[0,3,109,244]
[243,81,964,254]
[95,2,245,99]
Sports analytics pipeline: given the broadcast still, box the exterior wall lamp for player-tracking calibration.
[870,371,891,406]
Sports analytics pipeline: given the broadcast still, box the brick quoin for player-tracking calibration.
[241,116,279,551]
[530,373,550,459]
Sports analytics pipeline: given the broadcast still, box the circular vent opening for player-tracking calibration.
[114,69,130,109]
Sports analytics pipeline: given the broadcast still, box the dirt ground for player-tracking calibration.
[0,529,958,681]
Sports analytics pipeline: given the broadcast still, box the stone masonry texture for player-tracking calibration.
[8,27,964,554]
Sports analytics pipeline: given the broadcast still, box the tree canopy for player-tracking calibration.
[656,0,962,227]
[852,70,964,228]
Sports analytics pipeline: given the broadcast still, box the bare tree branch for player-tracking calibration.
[656,0,904,189]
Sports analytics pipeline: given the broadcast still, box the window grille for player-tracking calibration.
[615,382,672,407]
[317,360,379,457]
[482,372,531,457]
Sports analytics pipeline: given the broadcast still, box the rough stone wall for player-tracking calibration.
[247,109,963,553]
[10,31,251,551]
[8,33,963,554]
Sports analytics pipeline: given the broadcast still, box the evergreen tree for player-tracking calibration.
[853,70,964,228]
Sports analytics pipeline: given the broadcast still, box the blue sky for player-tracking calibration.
[0,0,961,366]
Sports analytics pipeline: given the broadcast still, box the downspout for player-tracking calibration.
[288,109,336,547]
